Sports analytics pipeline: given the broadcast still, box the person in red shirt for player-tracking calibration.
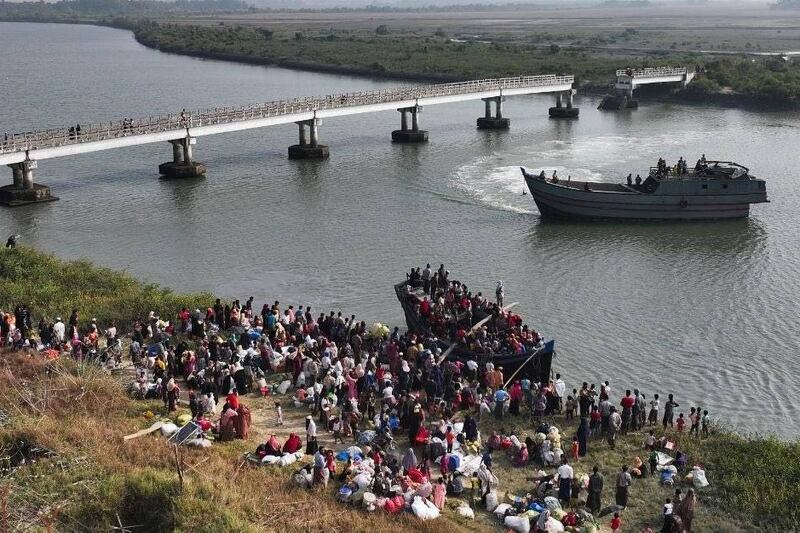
[571,436,579,461]
[620,390,636,434]
[676,413,686,433]
[611,512,622,532]
[445,426,456,453]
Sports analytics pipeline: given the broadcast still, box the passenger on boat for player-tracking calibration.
[627,174,633,186]
[539,170,546,180]
[635,175,642,186]
[551,171,559,183]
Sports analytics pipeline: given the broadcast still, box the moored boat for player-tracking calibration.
[394,278,554,385]
[521,159,768,220]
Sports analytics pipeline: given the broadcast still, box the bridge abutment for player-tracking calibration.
[549,90,580,118]
[0,160,58,206]
[159,137,206,178]
[477,97,510,129]
[392,106,428,142]
[289,119,329,159]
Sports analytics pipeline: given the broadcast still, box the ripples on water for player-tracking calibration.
[1,22,799,437]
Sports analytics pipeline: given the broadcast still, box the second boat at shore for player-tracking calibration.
[521,159,768,220]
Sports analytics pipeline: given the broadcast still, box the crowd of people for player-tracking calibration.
[403,265,547,358]
[5,264,707,532]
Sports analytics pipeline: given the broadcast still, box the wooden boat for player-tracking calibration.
[394,281,555,385]
[522,160,768,220]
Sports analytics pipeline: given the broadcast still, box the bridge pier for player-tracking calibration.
[0,160,58,206]
[549,90,580,118]
[477,97,510,130]
[289,119,329,159]
[392,106,428,143]
[159,137,206,179]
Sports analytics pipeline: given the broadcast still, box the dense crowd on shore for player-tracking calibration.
[4,265,708,533]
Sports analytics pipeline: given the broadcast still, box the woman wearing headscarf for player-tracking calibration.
[234,403,251,440]
[401,448,417,474]
[677,487,697,531]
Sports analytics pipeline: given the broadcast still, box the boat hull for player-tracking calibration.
[524,174,762,220]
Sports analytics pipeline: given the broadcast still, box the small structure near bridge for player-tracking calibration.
[599,67,696,110]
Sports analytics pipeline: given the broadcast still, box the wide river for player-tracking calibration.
[1,22,798,437]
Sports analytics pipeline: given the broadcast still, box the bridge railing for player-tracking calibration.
[0,75,574,155]
[616,67,688,78]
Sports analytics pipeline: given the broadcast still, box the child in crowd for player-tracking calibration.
[648,394,660,426]
[590,405,601,436]
[565,395,576,420]
[571,436,579,461]
[689,407,700,436]
[275,400,283,426]
[332,417,343,444]
[702,409,710,438]
[610,512,621,533]
[645,429,657,450]
[445,426,455,453]
[676,413,686,433]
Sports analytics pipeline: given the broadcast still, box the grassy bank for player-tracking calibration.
[0,246,211,329]
[0,248,798,531]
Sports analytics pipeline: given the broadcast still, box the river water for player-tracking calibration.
[1,22,799,437]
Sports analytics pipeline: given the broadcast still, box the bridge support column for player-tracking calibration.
[159,137,206,179]
[549,90,580,118]
[289,119,329,159]
[477,97,510,130]
[0,160,58,207]
[392,106,428,143]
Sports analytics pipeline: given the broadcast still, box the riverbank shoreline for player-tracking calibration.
[2,17,798,112]
[0,245,798,532]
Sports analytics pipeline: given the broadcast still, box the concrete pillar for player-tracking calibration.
[309,120,319,147]
[298,123,308,146]
[160,139,206,178]
[171,141,184,163]
[549,89,580,118]
[392,106,428,142]
[10,164,23,188]
[0,160,58,206]
[183,137,193,164]
[289,118,329,159]
[22,164,34,190]
[477,97,510,130]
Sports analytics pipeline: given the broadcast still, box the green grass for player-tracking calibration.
[0,246,212,329]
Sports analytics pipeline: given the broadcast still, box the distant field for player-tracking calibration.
[178,5,800,53]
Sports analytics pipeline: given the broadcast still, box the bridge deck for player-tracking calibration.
[0,75,573,166]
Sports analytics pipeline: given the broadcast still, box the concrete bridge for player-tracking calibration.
[600,66,696,110]
[0,74,576,206]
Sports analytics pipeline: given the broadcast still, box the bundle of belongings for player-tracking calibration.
[246,433,305,466]
[491,492,601,533]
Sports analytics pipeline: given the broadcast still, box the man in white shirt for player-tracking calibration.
[554,373,566,413]
[52,317,65,344]
[556,456,574,504]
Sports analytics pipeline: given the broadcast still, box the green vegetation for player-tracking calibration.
[0,246,211,328]
[129,21,683,86]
